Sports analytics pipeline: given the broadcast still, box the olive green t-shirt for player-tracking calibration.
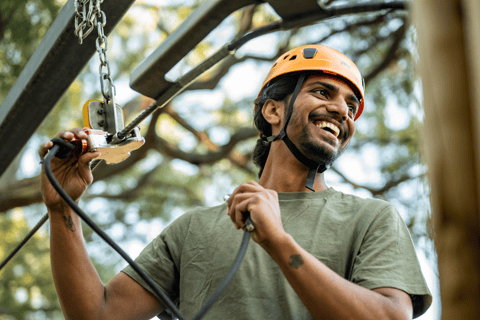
[122,188,432,319]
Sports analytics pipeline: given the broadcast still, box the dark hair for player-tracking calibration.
[253,72,302,178]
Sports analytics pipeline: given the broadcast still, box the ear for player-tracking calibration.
[262,99,283,127]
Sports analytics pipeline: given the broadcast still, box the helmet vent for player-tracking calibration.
[303,48,317,59]
[289,55,297,61]
[283,55,290,60]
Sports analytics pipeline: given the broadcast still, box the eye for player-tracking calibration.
[313,89,328,96]
[348,105,357,117]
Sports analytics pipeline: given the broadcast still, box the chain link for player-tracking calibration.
[74,0,114,102]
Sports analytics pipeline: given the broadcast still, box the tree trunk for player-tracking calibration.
[414,0,480,318]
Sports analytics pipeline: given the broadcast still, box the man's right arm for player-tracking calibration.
[49,206,163,320]
[41,128,163,320]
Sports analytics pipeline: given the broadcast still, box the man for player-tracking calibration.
[39,44,431,319]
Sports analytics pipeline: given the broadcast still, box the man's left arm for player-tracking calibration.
[227,181,413,320]
[265,232,413,320]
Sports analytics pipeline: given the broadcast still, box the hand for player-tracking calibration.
[38,128,100,211]
[227,181,287,249]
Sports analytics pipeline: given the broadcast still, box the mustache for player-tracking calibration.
[308,112,349,139]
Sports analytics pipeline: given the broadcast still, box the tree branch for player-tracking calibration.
[330,166,424,196]
[185,6,296,92]
[164,104,218,151]
[363,20,407,85]
[153,127,257,165]
[314,13,391,44]
[0,176,42,212]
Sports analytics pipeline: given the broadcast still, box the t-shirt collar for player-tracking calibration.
[277,187,336,201]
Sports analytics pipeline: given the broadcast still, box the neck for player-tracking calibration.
[257,141,329,193]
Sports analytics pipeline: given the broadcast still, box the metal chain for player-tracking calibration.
[74,0,115,102]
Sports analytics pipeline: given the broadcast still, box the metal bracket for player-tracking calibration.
[104,87,124,134]
[86,127,144,164]
[83,99,124,133]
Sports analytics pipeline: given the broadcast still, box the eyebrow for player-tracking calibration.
[306,81,360,106]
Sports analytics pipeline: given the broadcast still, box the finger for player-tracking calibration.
[40,129,83,157]
[77,151,101,181]
[38,140,54,158]
[227,182,264,210]
[245,180,262,188]
[234,199,254,229]
[78,151,101,166]
[227,185,242,210]
[70,127,88,139]
[240,182,264,196]
[227,191,255,219]
[231,193,256,226]
[53,128,86,140]
[53,130,74,140]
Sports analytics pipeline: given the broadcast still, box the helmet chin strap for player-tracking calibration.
[261,73,330,191]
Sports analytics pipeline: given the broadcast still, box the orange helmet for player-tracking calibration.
[258,45,365,120]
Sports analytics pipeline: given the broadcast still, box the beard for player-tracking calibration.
[295,122,349,169]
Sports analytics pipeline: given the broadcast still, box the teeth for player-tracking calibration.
[314,121,340,138]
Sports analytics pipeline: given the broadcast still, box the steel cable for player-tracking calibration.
[0,0,407,310]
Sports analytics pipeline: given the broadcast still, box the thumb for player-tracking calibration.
[79,150,101,164]
[78,151,101,176]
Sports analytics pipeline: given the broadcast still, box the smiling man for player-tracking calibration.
[40,44,431,320]
[219,45,432,319]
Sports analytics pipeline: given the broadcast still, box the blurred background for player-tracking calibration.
[0,0,440,319]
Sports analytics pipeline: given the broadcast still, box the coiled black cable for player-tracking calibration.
[0,214,49,271]
[1,0,407,276]
[43,139,254,320]
[1,1,408,314]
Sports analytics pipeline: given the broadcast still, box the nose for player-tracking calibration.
[325,97,348,121]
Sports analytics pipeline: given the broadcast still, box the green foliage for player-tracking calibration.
[0,0,435,317]
[0,210,60,319]
[0,0,62,99]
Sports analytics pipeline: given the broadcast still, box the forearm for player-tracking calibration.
[49,207,106,320]
[265,234,407,320]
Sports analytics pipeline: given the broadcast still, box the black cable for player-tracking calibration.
[0,213,49,271]
[118,21,283,139]
[118,1,406,139]
[227,21,282,51]
[0,155,103,273]
[43,140,254,320]
[190,218,252,320]
[1,0,407,307]
[43,143,186,320]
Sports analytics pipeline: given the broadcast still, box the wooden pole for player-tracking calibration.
[464,0,480,187]
[414,0,480,318]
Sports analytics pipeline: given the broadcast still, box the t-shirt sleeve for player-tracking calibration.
[121,211,192,303]
[350,204,432,318]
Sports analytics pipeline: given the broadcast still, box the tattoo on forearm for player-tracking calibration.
[289,254,304,269]
[63,216,76,232]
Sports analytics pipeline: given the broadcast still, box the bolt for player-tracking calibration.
[97,109,105,115]
[98,120,105,127]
